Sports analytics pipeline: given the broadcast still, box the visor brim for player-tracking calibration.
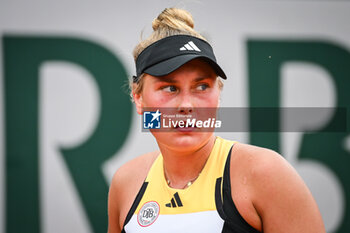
[143,54,227,79]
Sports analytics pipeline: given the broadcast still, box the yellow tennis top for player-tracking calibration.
[123,136,235,232]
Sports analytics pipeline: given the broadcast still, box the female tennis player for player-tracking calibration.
[108,8,325,233]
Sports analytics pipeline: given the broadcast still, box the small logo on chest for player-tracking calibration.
[165,192,183,208]
[137,201,160,227]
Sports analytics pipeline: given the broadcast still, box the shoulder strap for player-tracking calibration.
[217,145,261,233]
[122,182,149,231]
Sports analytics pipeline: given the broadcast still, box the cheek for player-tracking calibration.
[197,89,221,107]
[141,90,169,107]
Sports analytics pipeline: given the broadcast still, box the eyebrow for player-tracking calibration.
[194,77,212,82]
[153,76,177,83]
[153,76,213,83]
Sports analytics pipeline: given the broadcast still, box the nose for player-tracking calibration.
[177,92,193,114]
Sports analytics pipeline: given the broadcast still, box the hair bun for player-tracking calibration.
[152,8,194,31]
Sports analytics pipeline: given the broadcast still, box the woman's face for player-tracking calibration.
[134,59,221,152]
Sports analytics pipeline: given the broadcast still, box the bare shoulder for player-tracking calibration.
[108,151,159,232]
[230,142,325,233]
[111,150,160,187]
[231,142,291,178]
[228,143,284,231]
[231,142,307,196]
[229,142,290,197]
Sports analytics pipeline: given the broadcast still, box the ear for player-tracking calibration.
[133,89,143,115]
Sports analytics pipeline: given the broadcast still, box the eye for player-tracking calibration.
[196,83,209,91]
[163,85,177,93]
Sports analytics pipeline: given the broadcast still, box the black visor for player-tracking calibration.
[133,35,227,82]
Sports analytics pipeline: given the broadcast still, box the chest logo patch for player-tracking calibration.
[137,201,160,227]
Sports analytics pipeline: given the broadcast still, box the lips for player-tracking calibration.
[175,126,196,132]
[174,119,197,132]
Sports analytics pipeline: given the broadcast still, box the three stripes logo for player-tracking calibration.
[165,192,183,208]
[179,41,201,52]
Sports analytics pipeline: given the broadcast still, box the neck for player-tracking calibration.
[158,135,216,189]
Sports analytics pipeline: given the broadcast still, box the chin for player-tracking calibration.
[153,131,213,152]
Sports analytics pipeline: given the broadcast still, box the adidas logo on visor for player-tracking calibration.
[179,41,201,52]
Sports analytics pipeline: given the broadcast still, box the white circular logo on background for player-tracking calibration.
[137,201,160,227]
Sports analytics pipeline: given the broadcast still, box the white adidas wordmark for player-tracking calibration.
[179,41,201,52]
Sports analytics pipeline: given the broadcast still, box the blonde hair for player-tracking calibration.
[131,8,223,99]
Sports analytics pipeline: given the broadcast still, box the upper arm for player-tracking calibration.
[250,149,325,233]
